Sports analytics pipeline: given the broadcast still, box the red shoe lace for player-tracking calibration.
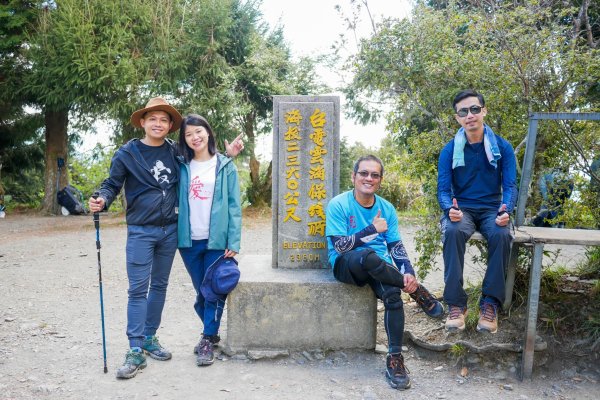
[480,303,497,322]
[413,285,435,310]
[448,306,464,320]
[388,354,410,376]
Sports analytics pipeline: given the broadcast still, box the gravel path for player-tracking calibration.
[0,211,597,399]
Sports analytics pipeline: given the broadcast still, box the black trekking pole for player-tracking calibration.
[92,192,108,373]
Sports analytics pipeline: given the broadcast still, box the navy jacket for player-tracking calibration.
[98,138,179,226]
[437,133,517,214]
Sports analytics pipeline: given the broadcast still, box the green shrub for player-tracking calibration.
[70,144,124,212]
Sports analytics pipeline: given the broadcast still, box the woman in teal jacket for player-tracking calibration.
[177,114,241,367]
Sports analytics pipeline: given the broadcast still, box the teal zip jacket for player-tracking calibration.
[177,153,241,252]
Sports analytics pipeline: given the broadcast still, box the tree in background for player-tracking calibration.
[218,1,330,207]
[342,1,600,277]
[0,1,45,208]
[2,0,326,212]
[23,0,170,213]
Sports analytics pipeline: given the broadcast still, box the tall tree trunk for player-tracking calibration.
[41,108,69,214]
[0,160,5,209]
[245,112,272,207]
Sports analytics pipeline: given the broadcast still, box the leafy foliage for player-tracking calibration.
[0,1,44,209]
[69,144,118,203]
[2,0,326,212]
[342,1,600,277]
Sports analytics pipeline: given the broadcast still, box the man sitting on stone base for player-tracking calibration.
[326,154,443,391]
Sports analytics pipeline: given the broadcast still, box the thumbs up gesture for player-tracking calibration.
[449,198,463,222]
[372,209,388,233]
[495,204,509,226]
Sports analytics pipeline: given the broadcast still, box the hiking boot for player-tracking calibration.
[142,336,172,361]
[193,334,220,353]
[116,349,147,379]
[409,284,444,318]
[195,337,215,366]
[477,300,499,334]
[445,305,467,331]
[385,353,411,390]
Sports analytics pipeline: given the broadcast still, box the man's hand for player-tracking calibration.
[495,204,509,226]
[372,209,388,233]
[402,274,418,294]
[89,196,105,213]
[449,198,463,222]
[224,133,244,157]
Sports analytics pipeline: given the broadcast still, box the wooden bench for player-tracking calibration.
[471,226,600,380]
[467,113,600,379]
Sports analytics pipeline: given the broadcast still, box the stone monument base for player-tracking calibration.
[224,255,377,354]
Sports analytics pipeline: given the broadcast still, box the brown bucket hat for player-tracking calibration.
[130,97,182,133]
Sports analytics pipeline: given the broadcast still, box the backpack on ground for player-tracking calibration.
[57,185,87,215]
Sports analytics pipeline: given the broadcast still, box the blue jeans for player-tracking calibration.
[441,208,512,308]
[179,240,225,336]
[125,223,177,348]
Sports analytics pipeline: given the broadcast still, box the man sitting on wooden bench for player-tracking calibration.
[437,89,518,334]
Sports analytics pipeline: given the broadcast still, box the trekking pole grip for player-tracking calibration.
[92,192,100,245]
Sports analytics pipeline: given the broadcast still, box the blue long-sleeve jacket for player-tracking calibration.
[437,133,517,214]
[98,139,179,226]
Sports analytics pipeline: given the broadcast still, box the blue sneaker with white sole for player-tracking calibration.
[409,284,444,318]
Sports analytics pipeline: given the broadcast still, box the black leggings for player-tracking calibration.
[333,249,405,354]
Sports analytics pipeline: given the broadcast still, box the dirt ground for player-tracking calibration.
[0,210,598,400]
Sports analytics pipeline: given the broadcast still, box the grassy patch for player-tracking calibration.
[449,343,467,360]
[464,283,482,330]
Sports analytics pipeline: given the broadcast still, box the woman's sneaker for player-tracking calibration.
[409,284,444,318]
[193,334,220,353]
[142,336,172,360]
[195,336,215,366]
[385,353,411,390]
[116,349,147,379]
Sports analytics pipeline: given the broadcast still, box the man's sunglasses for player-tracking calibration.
[356,170,381,180]
[456,105,483,117]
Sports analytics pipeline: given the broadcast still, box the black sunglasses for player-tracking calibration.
[356,170,381,180]
[456,105,483,117]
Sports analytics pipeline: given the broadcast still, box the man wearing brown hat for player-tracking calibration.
[89,97,243,379]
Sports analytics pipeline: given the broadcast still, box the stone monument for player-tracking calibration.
[272,96,340,268]
[225,96,377,355]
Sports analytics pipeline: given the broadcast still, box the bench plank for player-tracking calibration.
[470,227,600,245]
[515,227,600,246]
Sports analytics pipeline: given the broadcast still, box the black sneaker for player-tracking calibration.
[409,284,444,318]
[116,350,147,379]
[193,334,220,353]
[142,335,172,361]
[385,353,411,390]
[195,337,215,366]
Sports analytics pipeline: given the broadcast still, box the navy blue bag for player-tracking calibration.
[201,256,240,302]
